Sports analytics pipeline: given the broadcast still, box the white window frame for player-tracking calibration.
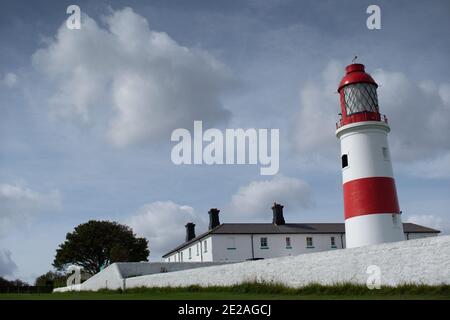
[286,237,292,248]
[306,237,314,248]
[260,237,268,248]
[331,236,336,248]
[227,236,236,250]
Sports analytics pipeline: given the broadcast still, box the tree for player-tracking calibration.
[53,220,149,274]
[0,277,29,287]
[34,271,67,288]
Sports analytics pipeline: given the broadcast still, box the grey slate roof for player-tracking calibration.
[212,223,346,234]
[162,222,440,257]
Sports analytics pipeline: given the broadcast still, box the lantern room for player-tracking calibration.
[337,63,386,128]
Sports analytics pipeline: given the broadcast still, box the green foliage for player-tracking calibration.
[34,271,67,288]
[4,282,450,300]
[97,281,450,297]
[0,277,29,287]
[53,220,149,274]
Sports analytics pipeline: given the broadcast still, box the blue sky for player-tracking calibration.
[0,0,449,283]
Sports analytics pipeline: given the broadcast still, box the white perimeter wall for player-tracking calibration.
[125,235,450,288]
[54,261,229,292]
[55,234,444,292]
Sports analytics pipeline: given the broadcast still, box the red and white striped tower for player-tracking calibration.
[336,63,404,248]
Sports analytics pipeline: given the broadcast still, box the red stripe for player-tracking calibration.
[343,177,400,219]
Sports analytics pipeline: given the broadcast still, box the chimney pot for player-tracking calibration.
[208,208,220,230]
[185,222,196,242]
[272,202,285,225]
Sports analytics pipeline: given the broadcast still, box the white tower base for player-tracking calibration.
[345,214,404,248]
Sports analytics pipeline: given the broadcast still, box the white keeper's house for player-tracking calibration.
[162,203,440,263]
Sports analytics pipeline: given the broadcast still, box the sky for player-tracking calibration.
[0,0,449,283]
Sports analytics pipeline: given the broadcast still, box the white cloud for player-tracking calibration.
[292,61,341,157]
[1,73,17,88]
[126,201,205,259]
[225,174,312,222]
[406,151,450,179]
[0,249,17,277]
[0,183,61,236]
[292,61,450,178]
[373,70,450,162]
[404,214,450,235]
[32,7,233,147]
[438,83,450,106]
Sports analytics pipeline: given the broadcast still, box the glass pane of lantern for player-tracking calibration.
[344,83,379,115]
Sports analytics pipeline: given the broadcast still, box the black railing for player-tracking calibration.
[336,113,388,129]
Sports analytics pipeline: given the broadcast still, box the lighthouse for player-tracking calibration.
[336,63,404,248]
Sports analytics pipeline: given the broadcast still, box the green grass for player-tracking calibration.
[1,282,449,300]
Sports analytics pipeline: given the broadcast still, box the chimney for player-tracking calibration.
[208,208,220,230]
[272,202,285,225]
[185,222,196,242]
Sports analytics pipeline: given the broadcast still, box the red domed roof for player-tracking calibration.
[338,63,377,92]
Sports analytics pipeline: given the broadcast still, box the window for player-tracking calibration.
[382,147,389,160]
[285,237,291,248]
[306,237,314,248]
[331,237,336,248]
[260,237,268,248]
[180,252,183,262]
[342,154,348,168]
[227,237,236,250]
[188,248,192,259]
[343,83,379,115]
[196,243,199,256]
[204,240,208,253]
[168,257,170,262]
